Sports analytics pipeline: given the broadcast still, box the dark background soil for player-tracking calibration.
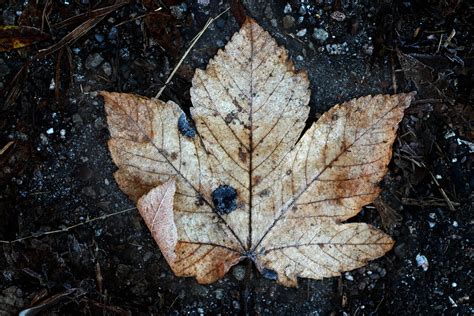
[0,0,472,315]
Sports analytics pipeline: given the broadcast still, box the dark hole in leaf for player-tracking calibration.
[178,113,196,138]
[212,185,237,215]
[261,268,278,280]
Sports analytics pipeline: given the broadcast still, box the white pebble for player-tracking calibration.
[296,29,307,37]
[46,128,54,135]
[451,282,457,288]
[283,3,292,14]
[49,79,55,90]
[416,254,429,271]
[452,221,458,227]
[60,129,66,138]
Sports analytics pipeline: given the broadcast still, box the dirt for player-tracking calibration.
[0,0,472,315]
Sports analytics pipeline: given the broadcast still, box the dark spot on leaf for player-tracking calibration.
[178,113,196,138]
[238,147,247,163]
[170,152,178,160]
[253,175,261,185]
[212,185,237,215]
[261,268,278,280]
[195,194,205,206]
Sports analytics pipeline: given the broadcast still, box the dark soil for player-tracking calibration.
[1,0,472,315]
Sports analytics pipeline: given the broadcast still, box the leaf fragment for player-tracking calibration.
[103,18,415,286]
[0,25,48,52]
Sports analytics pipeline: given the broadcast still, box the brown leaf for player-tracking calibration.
[0,25,48,52]
[102,18,415,286]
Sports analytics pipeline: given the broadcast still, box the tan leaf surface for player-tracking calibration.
[102,18,415,286]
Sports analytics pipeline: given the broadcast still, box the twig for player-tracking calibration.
[154,7,230,100]
[0,207,136,244]
[0,141,14,156]
[427,170,456,211]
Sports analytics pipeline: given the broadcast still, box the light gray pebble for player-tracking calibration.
[232,265,246,281]
[85,53,104,69]
[101,62,112,76]
[296,29,307,37]
[313,28,329,42]
[214,288,224,300]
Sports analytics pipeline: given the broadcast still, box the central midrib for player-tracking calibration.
[247,24,255,251]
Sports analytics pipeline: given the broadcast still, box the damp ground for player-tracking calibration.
[0,1,472,315]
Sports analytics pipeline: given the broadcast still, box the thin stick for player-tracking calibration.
[154,8,230,100]
[428,171,456,211]
[0,207,136,244]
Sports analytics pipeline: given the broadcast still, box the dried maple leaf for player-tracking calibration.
[101,18,415,287]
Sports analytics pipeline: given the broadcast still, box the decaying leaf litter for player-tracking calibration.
[102,18,415,286]
[1,0,472,314]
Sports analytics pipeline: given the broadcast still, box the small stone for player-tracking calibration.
[214,289,224,300]
[193,285,208,297]
[72,113,83,124]
[331,11,346,21]
[451,282,457,288]
[95,33,105,43]
[452,221,458,227]
[296,29,307,37]
[216,40,225,47]
[141,251,153,262]
[416,254,429,271]
[60,129,66,138]
[313,28,329,42]
[296,55,304,61]
[232,301,240,309]
[85,53,104,69]
[283,3,292,14]
[282,15,295,29]
[232,265,246,281]
[108,27,118,40]
[46,128,54,135]
[345,273,354,281]
[101,62,112,76]
[325,42,349,55]
[298,5,307,15]
[119,48,130,60]
[170,4,187,19]
[94,117,107,130]
[264,6,273,19]
[49,78,55,90]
